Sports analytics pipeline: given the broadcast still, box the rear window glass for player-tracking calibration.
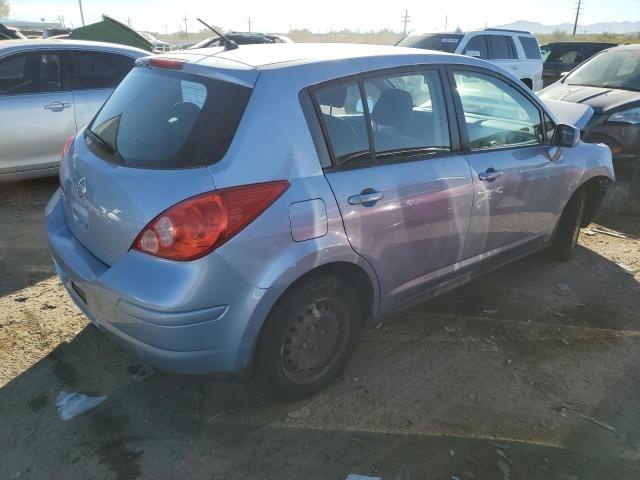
[397,34,463,53]
[86,67,251,169]
[519,36,541,59]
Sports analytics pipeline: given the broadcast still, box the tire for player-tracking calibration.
[254,274,362,401]
[552,188,586,261]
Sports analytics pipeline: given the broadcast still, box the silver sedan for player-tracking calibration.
[0,39,148,181]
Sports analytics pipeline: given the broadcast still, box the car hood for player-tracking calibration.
[541,98,594,130]
[540,82,640,114]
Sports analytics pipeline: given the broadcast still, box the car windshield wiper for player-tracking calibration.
[86,128,116,155]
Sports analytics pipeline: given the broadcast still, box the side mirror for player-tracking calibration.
[552,124,580,148]
[465,50,482,58]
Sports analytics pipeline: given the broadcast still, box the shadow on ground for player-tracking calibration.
[0,177,59,296]
[1,245,639,479]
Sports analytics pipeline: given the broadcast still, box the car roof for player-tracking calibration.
[0,39,150,56]
[542,41,617,46]
[607,43,640,51]
[187,43,456,69]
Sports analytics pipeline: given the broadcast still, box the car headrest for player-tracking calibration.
[317,85,348,108]
[371,89,413,130]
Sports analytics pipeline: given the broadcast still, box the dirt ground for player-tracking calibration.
[1,177,639,480]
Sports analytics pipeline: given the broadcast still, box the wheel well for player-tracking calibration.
[521,78,533,89]
[581,176,612,227]
[273,262,374,326]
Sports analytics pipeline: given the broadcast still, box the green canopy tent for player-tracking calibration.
[69,15,153,52]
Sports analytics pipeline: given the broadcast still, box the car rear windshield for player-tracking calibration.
[86,67,252,169]
[397,34,463,53]
[519,36,541,59]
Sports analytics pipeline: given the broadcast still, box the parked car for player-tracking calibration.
[397,28,543,90]
[46,43,613,401]
[540,44,640,168]
[0,40,148,181]
[188,32,293,49]
[138,31,171,52]
[540,42,617,87]
[0,23,26,40]
[42,27,72,39]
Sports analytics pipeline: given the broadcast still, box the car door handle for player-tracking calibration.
[478,169,503,182]
[44,101,71,111]
[348,189,383,206]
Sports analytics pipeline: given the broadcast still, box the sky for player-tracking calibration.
[6,0,640,34]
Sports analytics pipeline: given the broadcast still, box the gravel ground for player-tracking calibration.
[1,177,639,480]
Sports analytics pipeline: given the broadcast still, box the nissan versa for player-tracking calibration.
[45,44,614,400]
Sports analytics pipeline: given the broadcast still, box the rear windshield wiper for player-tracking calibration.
[85,128,116,155]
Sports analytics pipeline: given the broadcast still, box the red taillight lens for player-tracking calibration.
[149,57,184,70]
[60,135,74,168]
[132,181,289,261]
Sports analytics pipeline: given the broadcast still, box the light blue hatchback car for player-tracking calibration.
[46,43,614,400]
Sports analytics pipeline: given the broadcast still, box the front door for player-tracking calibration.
[0,51,75,175]
[449,68,566,259]
[314,67,474,311]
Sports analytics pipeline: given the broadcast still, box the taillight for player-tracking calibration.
[60,135,74,169]
[149,57,184,70]
[132,181,289,261]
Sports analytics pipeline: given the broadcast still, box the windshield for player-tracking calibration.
[87,67,252,168]
[397,33,463,53]
[565,50,640,91]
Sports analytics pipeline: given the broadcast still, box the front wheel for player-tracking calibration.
[254,274,362,401]
[551,188,586,261]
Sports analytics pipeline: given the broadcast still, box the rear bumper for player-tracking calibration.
[45,189,283,374]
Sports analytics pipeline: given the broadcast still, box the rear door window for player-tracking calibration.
[519,36,541,59]
[488,36,517,60]
[463,35,489,59]
[71,52,134,90]
[546,46,584,64]
[313,68,451,166]
[87,67,252,168]
[0,52,63,95]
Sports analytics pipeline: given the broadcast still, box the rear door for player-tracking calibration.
[69,50,136,129]
[316,66,474,311]
[543,45,585,86]
[0,51,75,175]
[448,67,566,259]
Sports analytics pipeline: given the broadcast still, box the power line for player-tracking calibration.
[401,9,410,34]
[573,0,583,36]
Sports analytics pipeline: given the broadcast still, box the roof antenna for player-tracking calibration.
[197,18,238,50]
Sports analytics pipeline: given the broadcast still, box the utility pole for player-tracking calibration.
[127,18,131,27]
[445,15,448,31]
[401,9,410,34]
[247,16,252,32]
[78,0,85,26]
[572,0,582,36]
[183,16,188,38]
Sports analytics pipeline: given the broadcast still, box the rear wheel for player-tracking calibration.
[255,274,361,401]
[551,188,586,261]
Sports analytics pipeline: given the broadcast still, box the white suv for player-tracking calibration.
[397,28,544,91]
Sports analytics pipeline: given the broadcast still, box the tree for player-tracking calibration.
[0,0,10,18]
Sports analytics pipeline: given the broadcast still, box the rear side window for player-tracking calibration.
[87,67,251,169]
[397,34,463,53]
[546,46,584,64]
[463,35,489,60]
[72,52,134,90]
[488,36,517,60]
[519,36,541,59]
[0,53,62,95]
[314,69,451,166]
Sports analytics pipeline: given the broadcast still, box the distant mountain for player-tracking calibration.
[494,20,640,34]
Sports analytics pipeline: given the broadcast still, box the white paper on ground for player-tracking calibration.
[55,391,107,420]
